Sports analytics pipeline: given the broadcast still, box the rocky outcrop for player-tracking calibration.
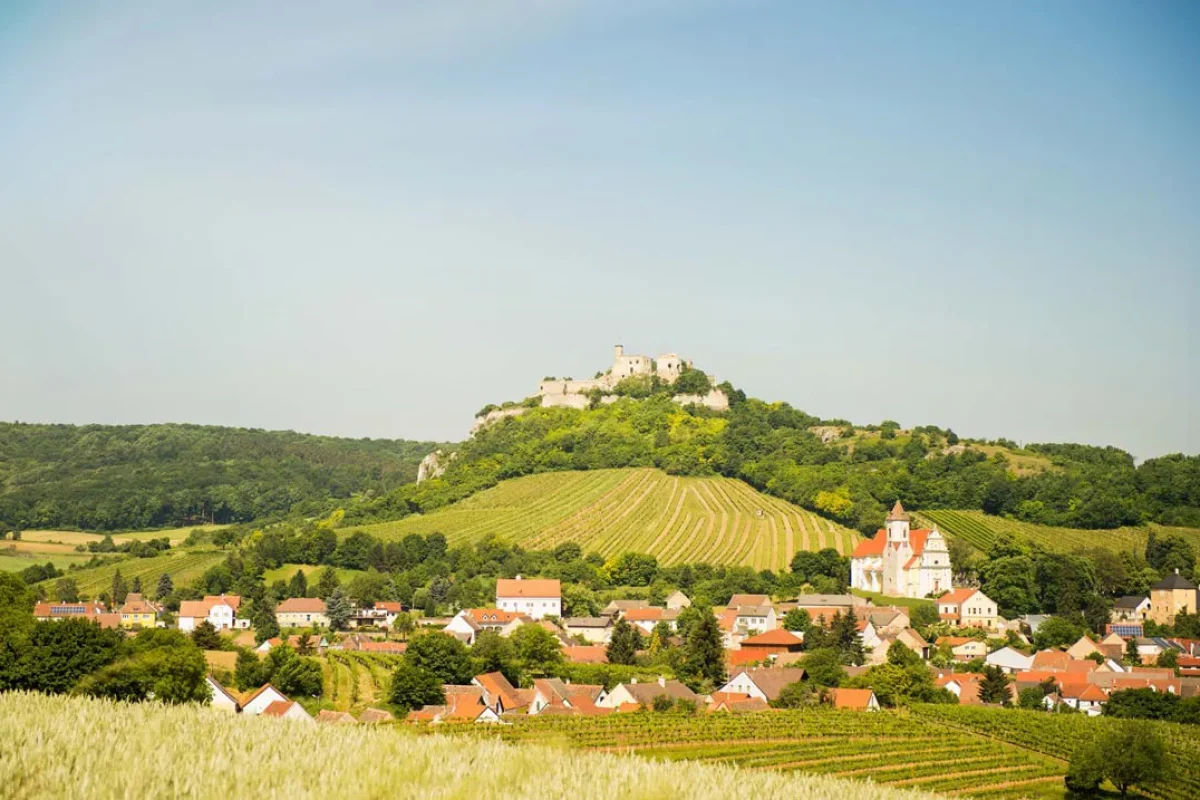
[416,450,455,483]
[470,406,528,434]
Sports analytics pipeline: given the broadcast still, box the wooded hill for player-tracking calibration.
[349,390,1200,536]
[0,422,442,531]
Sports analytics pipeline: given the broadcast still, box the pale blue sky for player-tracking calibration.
[1,1,1196,457]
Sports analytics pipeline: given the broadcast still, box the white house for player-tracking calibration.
[242,684,291,716]
[596,678,698,709]
[205,676,240,712]
[177,595,248,632]
[732,604,776,635]
[496,577,561,620]
[986,646,1034,674]
[562,617,614,644]
[261,700,315,723]
[718,668,807,703]
[276,597,330,628]
[665,591,692,611]
[1113,596,1151,622]
[850,502,952,598]
[937,588,1000,630]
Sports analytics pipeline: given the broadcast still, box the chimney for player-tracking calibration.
[658,676,666,687]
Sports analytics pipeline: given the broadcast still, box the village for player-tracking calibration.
[30,507,1200,726]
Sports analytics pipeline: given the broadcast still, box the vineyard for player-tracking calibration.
[911,705,1200,800]
[319,652,403,713]
[441,709,1071,798]
[915,509,1200,556]
[34,548,228,595]
[350,468,859,571]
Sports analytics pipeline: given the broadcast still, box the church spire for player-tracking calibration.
[886,501,910,522]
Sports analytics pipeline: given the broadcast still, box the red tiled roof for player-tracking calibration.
[496,578,560,598]
[375,602,403,612]
[467,608,523,624]
[260,700,295,717]
[740,629,803,647]
[936,588,977,607]
[563,646,607,664]
[277,598,327,613]
[851,528,933,558]
[831,688,875,709]
[622,608,666,622]
[1031,650,1071,671]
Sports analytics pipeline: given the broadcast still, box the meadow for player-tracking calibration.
[0,692,940,800]
[350,468,860,571]
[33,547,228,595]
[916,509,1200,556]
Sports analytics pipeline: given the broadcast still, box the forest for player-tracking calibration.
[348,390,1200,535]
[0,422,441,531]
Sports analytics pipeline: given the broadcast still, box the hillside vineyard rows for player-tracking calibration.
[351,468,861,571]
[320,653,401,712]
[918,510,1200,556]
[61,549,227,596]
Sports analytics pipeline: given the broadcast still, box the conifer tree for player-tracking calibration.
[325,587,351,631]
[288,569,308,599]
[110,570,128,606]
[978,665,1013,706]
[606,618,641,665]
[681,613,727,690]
[155,573,173,601]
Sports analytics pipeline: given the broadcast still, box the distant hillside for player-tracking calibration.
[349,392,1200,537]
[917,508,1200,557]
[0,422,444,531]
[348,468,860,571]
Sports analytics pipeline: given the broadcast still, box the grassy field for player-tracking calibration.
[349,468,860,571]
[33,547,228,595]
[446,708,1075,799]
[1,692,939,800]
[0,553,101,572]
[263,563,368,586]
[916,509,1200,556]
[17,525,225,546]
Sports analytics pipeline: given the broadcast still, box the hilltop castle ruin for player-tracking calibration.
[538,345,729,411]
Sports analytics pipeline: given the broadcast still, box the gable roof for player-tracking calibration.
[937,588,977,607]
[1031,650,1072,671]
[119,593,157,615]
[205,675,240,707]
[563,617,612,628]
[1114,595,1150,609]
[851,528,933,558]
[563,645,608,664]
[621,680,698,705]
[741,629,804,648]
[473,672,523,711]
[466,608,523,624]
[831,688,876,709]
[496,578,561,598]
[1153,572,1197,591]
[728,594,771,608]
[276,597,327,614]
[729,667,807,700]
[260,700,296,717]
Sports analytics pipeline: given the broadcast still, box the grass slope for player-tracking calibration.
[350,468,860,571]
[0,692,938,800]
[916,509,1200,556]
[35,547,228,595]
[446,708,1072,799]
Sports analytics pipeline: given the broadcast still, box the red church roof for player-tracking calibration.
[851,528,931,559]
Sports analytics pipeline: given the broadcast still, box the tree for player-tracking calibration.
[771,680,819,709]
[1032,616,1086,651]
[110,570,128,606]
[315,567,340,598]
[190,620,222,651]
[324,588,351,631]
[274,656,322,698]
[1155,648,1179,673]
[977,665,1012,706]
[288,570,308,599]
[131,576,142,595]
[1125,636,1141,666]
[511,624,564,675]
[249,597,279,644]
[155,573,173,601]
[886,641,922,668]
[472,630,520,686]
[405,632,474,685]
[1018,686,1046,710]
[1104,688,1180,721]
[54,578,80,603]
[75,636,208,704]
[1068,721,1167,799]
[782,608,811,635]
[606,619,642,666]
[680,612,726,691]
[234,648,266,691]
[393,611,416,641]
[909,603,940,631]
[19,618,125,694]
[389,661,445,712]
[802,648,847,688]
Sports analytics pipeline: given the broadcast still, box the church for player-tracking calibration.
[850,502,952,599]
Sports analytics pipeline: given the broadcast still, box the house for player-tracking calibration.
[867,607,911,634]
[728,594,772,608]
[1099,631,1130,661]
[733,629,804,665]
[1056,682,1108,716]
[118,593,159,629]
[597,678,699,709]
[936,637,987,661]
[178,595,246,632]
[623,607,679,635]
[986,647,1034,674]
[1113,596,1151,623]
[358,708,396,724]
[666,591,691,610]
[1030,650,1073,671]
[496,577,561,620]
[242,684,292,716]
[731,604,776,636]
[563,645,608,664]
[718,667,807,703]
[562,617,614,644]
[472,672,531,715]
[601,599,651,617]
[850,502,952,598]
[260,700,315,723]
[1066,636,1103,661]
[707,693,770,713]
[529,678,604,715]
[894,628,931,660]
[316,710,357,724]
[275,597,329,628]
[347,602,403,629]
[409,689,502,724]
[829,688,879,711]
[205,676,240,712]
[32,601,120,629]
[1019,615,1052,636]
[1149,570,1198,626]
[937,588,999,630]
[445,609,526,644]
[785,594,870,626]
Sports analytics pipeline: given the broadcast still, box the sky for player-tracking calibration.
[0,1,1197,458]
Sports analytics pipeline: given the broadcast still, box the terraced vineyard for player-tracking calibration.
[441,710,1070,799]
[320,652,402,712]
[35,548,227,595]
[350,469,860,571]
[916,509,1200,556]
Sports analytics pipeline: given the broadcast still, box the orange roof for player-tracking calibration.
[474,672,523,710]
[741,629,803,647]
[203,594,242,610]
[831,688,875,709]
[1060,683,1108,702]
[277,597,327,613]
[622,608,666,622]
[260,700,295,717]
[1031,650,1071,671]
[711,691,754,705]
[1063,660,1099,674]
[467,608,523,624]
[937,588,976,607]
[851,528,933,558]
[375,602,403,612]
[496,578,560,598]
[935,636,977,647]
[361,641,407,654]
[563,645,608,664]
[119,594,158,615]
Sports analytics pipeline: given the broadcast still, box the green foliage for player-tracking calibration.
[405,632,474,685]
[274,655,322,698]
[606,619,642,666]
[770,680,820,709]
[977,665,1012,706]
[17,618,125,694]
[679,612,726,691]
[801,648,847,688]
[1068,721,1167,798]
[388,661,445,712]
[190,620,222,651]
[75,630,208,704]
[234,649,266,691]
[324,588,351,631]
[1032,616,1087,650]
[0,421,442,530]
[510,624,564,675]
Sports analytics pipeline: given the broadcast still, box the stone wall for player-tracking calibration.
[470,406,528,433]
[672,388,730,412]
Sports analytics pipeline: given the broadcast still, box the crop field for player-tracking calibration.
[319,652,403,713]
[34,548,227,595]
[17,525,226,546]
[351,468,859,571]
[916,510,1200,556]
[911,704,1200,800]
[443,709,1072,799]
[1,693,941,800]
[263,563,368,585]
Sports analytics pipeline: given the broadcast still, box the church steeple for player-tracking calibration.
[886,501,910,522]
[886,501,910,544]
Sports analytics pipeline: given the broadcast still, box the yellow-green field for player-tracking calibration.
[17,525,225,547]
[34,548,228,595]
[916,509,1200,556]
[263,563,367,585]
[349,468,859,571]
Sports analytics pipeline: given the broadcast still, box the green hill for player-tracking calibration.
[0,421,444,531]
[917,509,1200,556]
[35,547,228,595]
[349,468,860,571]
